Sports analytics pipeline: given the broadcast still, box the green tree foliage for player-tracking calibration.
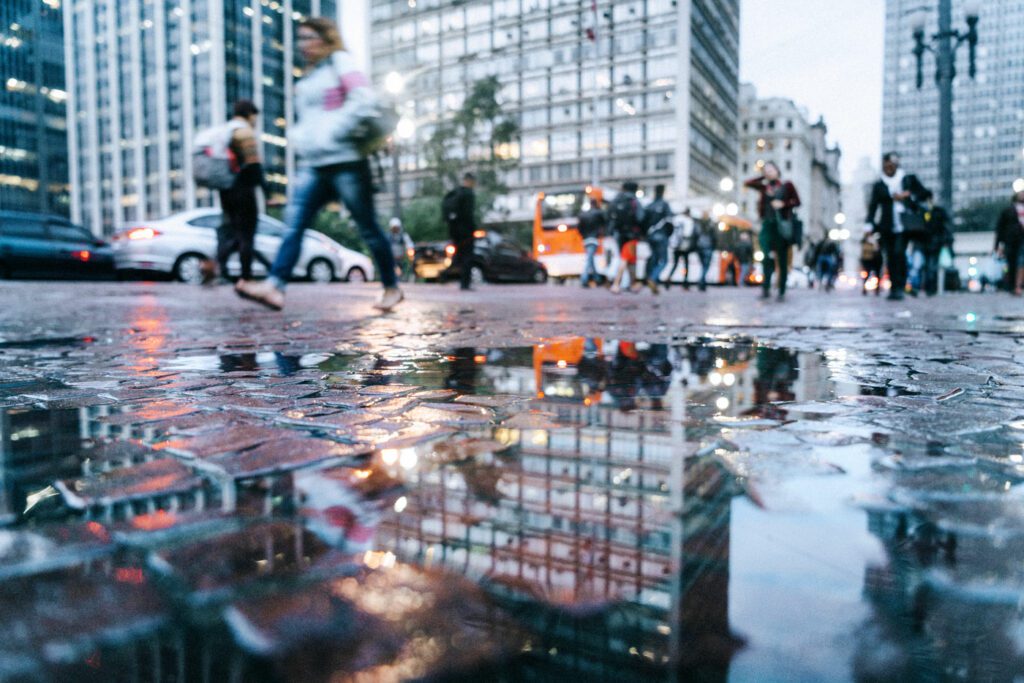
[403,76,520,243]
[956,198,1006,233]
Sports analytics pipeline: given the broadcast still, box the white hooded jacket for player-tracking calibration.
[287,50,377,168]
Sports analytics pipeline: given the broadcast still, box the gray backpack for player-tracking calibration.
[192,122,240,190]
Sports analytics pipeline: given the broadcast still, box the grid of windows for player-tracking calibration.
[67,0,333,235]
[882,0,1024,220]
[0,1,69,217]
[370,0,739,219]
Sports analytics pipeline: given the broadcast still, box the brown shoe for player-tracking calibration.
[235,279,284,311]
[199,259,218,286]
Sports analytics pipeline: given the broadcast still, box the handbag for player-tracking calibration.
[899,210,926,238]
[776,214,802,246]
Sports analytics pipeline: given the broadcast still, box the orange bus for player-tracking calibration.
[534,337,604,404]
[532,186,613,282]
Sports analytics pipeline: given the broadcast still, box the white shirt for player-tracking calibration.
[881,170,906,233]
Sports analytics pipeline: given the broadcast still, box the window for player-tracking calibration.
[1,218,46,238]
[258,219,285,236]
[48,222,94,242]
[188,214,223,228]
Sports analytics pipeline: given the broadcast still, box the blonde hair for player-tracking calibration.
[299,17,346,52]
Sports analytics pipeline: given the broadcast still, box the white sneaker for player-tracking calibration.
[373,287,404,311]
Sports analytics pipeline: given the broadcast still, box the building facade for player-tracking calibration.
[64,0,340,235]
[882,0,1022,220]
[0,0,69,216]
[737,83,842,243]
[367,0,740,221]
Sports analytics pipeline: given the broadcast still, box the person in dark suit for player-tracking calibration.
[994,189,1024,296]
[446,172,478,291]
[866,152,930,301]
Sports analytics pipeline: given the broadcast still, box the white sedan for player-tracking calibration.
[111,208,374,284]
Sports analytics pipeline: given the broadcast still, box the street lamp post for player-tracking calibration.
[384,71,411,222]
[912,0,979,213]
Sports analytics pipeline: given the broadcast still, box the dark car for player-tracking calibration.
[414,232,547,285]
[0,211,115,279]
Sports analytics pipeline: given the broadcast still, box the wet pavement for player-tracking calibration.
[0,280,1023,682]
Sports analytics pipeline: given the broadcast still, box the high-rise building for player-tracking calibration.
[366,0,740,221]
[737,84,842,244]
[882,0,1020,220]
[0,1,69,216]
[63,0,340,236]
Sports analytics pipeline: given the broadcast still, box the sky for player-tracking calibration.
[740,0,885,182]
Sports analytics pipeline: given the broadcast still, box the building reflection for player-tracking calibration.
[373,336,834,678]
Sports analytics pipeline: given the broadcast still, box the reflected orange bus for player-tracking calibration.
[533,337,603,404]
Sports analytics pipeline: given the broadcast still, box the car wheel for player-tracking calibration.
[346,266,367,283]
[534,269,549,284]
[469,265,486,287]
[173,253,207,284]
[307,258,335,283]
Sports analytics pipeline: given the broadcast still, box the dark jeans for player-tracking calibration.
[453,238,475,289]
[761,222,789,295]
[1005,244,1021,292]
[816,254,837,290]
[881,232,908,294]
[270,160,396,289]
[668,249,692,286]
[218,186,259,280]
[645,233,669,283]
[922,251,941,295]
[697,248,713,290]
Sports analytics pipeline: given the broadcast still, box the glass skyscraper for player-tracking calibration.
[0,0,69,217]
[64,0,338,235]
[882,0,1022,220]
[368,0,740,220]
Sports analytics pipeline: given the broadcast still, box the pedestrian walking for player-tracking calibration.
[666,209,695,289]
[578,188,606,288]
[236,17,403,312]
[745,162,801,301]
[692,211,717,292]
[443,172,478,291]
[736,230,754,286]
[866,152,930,301]
[994,187,1024,296]
[641,184,673,294]
[608,181,644,294]
[196,100,266,286]
[387,217,415,282]
[919,191,950,296]
[860,232,883,296]
[815,237,840,292]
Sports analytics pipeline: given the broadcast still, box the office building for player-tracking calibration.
[64,0,340,235]
[367,0,740,221]
[0,0,69,216]
[882,0,1022,219]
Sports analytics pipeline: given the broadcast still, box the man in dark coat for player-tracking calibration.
[866,152,930,301]
[994,189,1024,296]
[445,172,478,290]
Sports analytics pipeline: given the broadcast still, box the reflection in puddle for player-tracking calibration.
[0,335,1019,680]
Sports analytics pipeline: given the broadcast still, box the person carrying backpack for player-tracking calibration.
[608,181,644,294]
[577,188,606,289]
[641,184,673,294]
[194,99,265,286]
[443,172,478,291]
[236,17,402,312]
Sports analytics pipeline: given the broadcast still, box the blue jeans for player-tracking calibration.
[581,239,599,287]
[645,233,669,284]
[697,248,713,289]
[270,160,397,290]
[816,254,837,289]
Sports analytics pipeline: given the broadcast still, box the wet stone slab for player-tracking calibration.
[0,283,1023,681]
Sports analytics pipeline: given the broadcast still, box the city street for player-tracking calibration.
[1,280,1022,680]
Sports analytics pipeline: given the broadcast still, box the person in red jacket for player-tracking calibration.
[744,161,801,301]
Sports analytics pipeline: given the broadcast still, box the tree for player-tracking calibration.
[403,76,520,243]
[956,198,1005,233]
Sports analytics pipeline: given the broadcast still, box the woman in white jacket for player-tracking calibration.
[237,17,402,311]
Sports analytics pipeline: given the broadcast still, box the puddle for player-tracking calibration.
[0,336,1021,680]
